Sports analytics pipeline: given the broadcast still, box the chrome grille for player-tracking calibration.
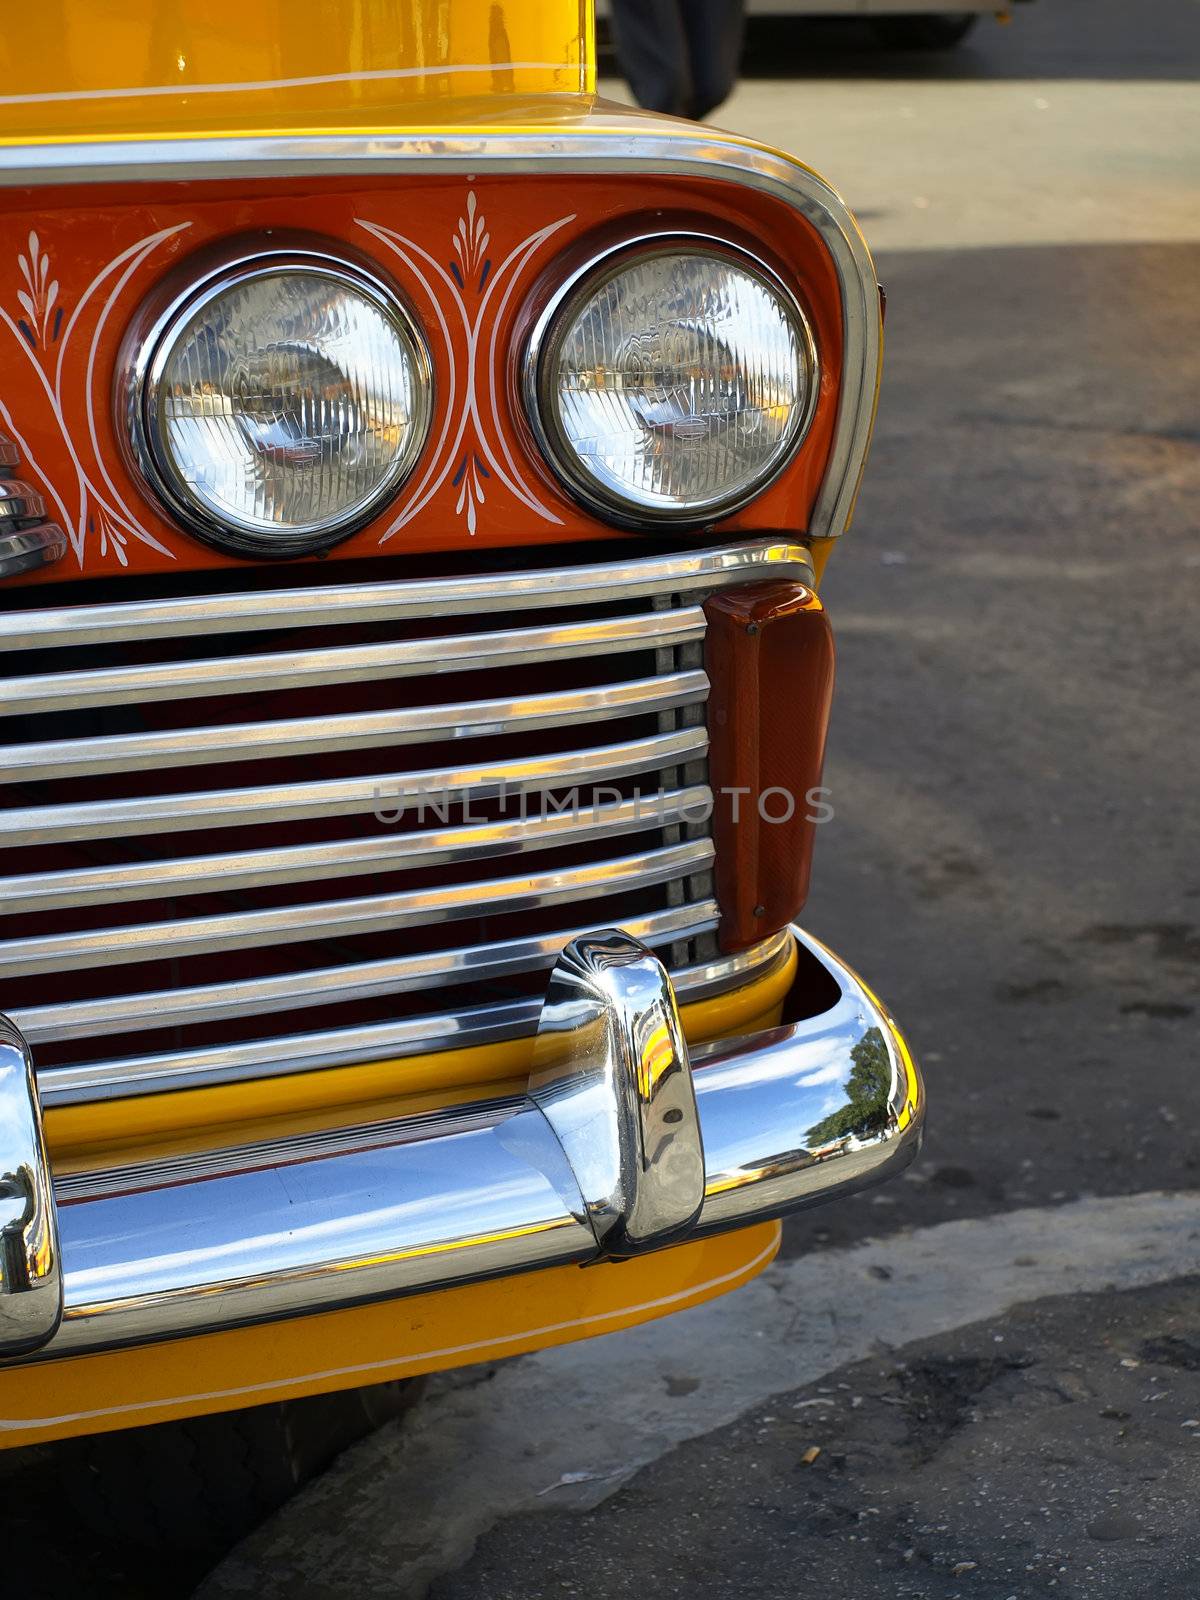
[0,539,811,1107]
[0,432,67,581]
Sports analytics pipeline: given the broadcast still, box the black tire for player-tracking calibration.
[871,13,979,50]
[58,1379,423,1558]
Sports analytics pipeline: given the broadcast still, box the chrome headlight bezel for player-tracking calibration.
[120,244,434,559]
[523,234,820,529]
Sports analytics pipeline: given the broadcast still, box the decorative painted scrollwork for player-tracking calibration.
[358,191,574,538]
[15,232,61,349]
[1,223,190,568]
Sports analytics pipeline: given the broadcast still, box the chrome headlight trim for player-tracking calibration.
[523,234,819,529]
[121,245,434,559]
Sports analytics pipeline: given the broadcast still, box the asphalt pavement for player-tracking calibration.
[432,1272,1200,1599]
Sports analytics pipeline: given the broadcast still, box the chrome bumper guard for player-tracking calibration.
[0,927,923,1363]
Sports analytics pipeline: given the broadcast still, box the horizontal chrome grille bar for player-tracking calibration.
[1,608,705,716]
[0,839,714,978]
[0,670,709,783]
[0,787,710,915]
[0,726,708,846]
[0,539,812,652]
[15,901,734,1046]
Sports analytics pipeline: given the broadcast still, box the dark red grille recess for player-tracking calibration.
[0,539,812,1109]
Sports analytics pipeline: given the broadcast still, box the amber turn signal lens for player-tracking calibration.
[704,580,835,953]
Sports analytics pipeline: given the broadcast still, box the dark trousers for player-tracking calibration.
[610,0,746,121]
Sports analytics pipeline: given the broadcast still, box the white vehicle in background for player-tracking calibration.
[597,3,1021,51]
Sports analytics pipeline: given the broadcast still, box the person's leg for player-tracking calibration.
[609,0,692,117]
[681,0,746,120]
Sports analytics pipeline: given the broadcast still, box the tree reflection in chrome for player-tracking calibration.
[807,1027,892,1147]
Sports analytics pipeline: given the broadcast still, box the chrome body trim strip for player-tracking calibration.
[0,539,812,651]
[0,839,713,978]
[1,926,921,1360]
[0,1017,62,1356]
[0,122,879,539]
[0,726,708,846]
[1,607,705,715]
[0,670,709,783]
[0,524,68,581]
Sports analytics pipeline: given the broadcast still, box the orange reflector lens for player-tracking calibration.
[704,580,835,952]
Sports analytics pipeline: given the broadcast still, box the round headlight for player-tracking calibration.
[526,242,817,526]
[130,255,432,556]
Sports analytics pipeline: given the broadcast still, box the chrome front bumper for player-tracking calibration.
[0,926,923,1363]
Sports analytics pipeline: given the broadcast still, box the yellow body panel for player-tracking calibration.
[0,1,595,141]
